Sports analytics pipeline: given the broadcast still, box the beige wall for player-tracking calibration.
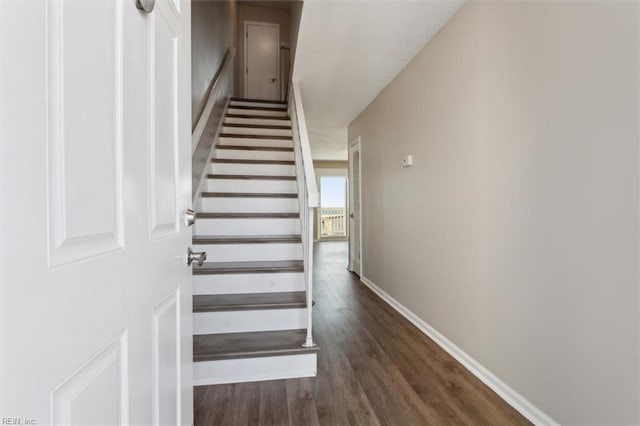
[348,1,639,424]
[236,4,290,98]
[191,0,237,128]
[314,160,348,170]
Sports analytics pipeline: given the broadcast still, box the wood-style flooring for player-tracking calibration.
[194,242,530,425]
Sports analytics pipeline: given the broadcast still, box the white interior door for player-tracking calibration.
[245,21,280,100]
[0,1,193,425]
[349,138,362,275]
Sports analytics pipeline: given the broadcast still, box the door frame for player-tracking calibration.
[243,20,280,99]
[348,137,362,275]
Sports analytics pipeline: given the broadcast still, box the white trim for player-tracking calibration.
[244,21,280,100]
[359,275,558,426]
[290,80,319,207]
[348,137,362,275]
[193,353,317,386]
[637,6,640,422]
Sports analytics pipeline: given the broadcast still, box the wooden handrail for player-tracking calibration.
[192,47,236,153]
[191,47,236,201]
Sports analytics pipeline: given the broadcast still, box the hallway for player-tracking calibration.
[194,242,529,425]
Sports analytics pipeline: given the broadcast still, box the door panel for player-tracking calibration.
[153,290,180,426]
[48,0,124,265]
[149,1,180,240]
[246,22,279,100]
[0,1,192,424]
[51,334,127,425]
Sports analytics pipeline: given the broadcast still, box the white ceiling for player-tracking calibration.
[293,0,464,160]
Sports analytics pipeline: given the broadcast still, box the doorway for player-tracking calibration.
[319,176,347,240]
[348,137,362,275]
[244,21,280,100]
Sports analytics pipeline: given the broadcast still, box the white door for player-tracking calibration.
[349,138,362,275]
[245,21,280,100]
[0,1,193,425]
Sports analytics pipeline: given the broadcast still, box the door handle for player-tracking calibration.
[350,213,354,218]
[187,247,207,267]
[185,209,196,227]
[135,0,155,13]
[270,78,276,83]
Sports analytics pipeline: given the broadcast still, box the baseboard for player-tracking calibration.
[359,275,557,426]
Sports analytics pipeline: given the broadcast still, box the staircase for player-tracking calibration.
[192,97,319,386]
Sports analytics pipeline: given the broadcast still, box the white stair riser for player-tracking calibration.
[193,272,305,295]
[194,243,302,262]
[225,117,291,126]
[193,309,307,334]
[194,217,300,235]
[207,179,297,193]
[227,108,287,118]
[215,149,294,161]
[200,196,299,213]
[211,163,295,176]
[193,353,317,386]
[219,137,293,148]
[222,127,292,137]
[229,101,287,109]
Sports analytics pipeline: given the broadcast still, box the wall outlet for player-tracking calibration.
[402,155,413,168]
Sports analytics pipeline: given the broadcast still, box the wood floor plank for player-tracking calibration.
[230,97,287,105]
[258,380,290,426]
[194,383,234,425]
[193,329,318,361]
[193,235,302,245]
[343,313,448,425]
[349,277,525,425]
[194,242,531,426]
[285,378,320,426]
[226,382,260,425]
[193,292,306,313]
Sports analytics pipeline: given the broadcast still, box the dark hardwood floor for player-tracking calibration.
[194,242,530,425]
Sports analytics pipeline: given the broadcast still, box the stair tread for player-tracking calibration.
[193,329,318,361]
[193,235,302,244]
[193,260,304,275]
[202,192,297,198]
[193,291,306,312]
[226,114,290,120]
[212,159,295,165]
[207,174,296,181]
[217,145,293,152]
[224,123,291,130]
[228,105,287,112]
[196,212,299,219]
[231,97,287,105]
[220,133,292,140]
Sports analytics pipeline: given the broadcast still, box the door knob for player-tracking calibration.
[270,78,276,83]
[187,247,207,266]
[135,0,155,13]
[185,209,196,227]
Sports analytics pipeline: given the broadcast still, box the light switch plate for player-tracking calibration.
[402,155,413,167]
